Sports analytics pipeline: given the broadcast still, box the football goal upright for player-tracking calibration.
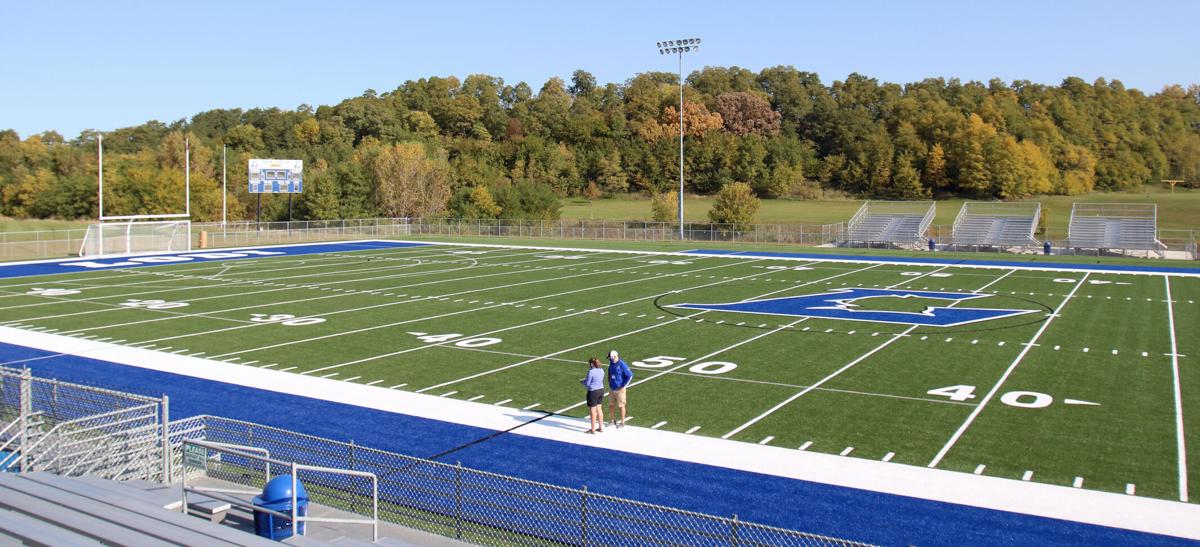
[79,133,192,258]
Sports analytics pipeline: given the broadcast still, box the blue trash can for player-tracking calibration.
[0,450,18,472]
[252,475,309,540]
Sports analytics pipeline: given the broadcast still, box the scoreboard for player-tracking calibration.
[248,159,303,194]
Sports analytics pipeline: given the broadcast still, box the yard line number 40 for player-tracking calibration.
[928,385,1057,408]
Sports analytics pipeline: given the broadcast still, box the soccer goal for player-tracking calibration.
[78,219,192,258]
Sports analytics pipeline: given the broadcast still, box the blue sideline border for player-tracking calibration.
[683,249,1200,276]
[0,240,432,279]
[2,344,1189,547]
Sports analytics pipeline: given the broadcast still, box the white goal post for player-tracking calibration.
[78,220,192,258]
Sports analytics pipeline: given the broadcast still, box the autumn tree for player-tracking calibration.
[714,92,781,136]
[707,182,759,230]
[370,142,452,218]
[650,190,677,222]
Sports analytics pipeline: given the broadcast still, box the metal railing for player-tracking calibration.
[169,415,868,546]
[0,366,170,483]
[181,438,379,541]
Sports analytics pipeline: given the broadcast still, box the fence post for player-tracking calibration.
[455,462,463,539]
[731,513,740,546]
[19,368,31,472]
[580,485,589,546]
[291,462,301,536]
[161,395,171,484]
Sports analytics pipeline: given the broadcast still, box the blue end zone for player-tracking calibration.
[2,343,1188,546]
[684,249,1200,276]
[0,241,432,279]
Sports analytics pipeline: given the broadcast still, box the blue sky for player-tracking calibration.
[3,0,1197,138]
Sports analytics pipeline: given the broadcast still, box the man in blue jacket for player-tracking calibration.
[607,350,633,428]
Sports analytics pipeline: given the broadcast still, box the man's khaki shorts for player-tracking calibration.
[610,388,626,407]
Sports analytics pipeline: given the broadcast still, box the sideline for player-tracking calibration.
[1,326,1198,541]
[4,239,1200,279]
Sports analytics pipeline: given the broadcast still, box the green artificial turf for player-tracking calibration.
[1,241,1197,504]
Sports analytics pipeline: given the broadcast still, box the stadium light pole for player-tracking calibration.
[657,38,700,240]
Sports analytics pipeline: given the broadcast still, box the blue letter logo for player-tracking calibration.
[669,288,1038,327]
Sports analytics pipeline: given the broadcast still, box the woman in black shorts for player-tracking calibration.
[581,358,606,433]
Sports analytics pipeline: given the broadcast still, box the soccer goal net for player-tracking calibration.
[78,220,192,258]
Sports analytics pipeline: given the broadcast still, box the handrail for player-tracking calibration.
[1028,203,1042,244]
[846,201,869,233]
[182,439,378,541]
[918,202,936,242]
[951,202,969,237]
[19,403,158,459]
[0,411,42,453]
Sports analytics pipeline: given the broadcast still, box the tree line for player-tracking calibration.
[2,66,1199,223]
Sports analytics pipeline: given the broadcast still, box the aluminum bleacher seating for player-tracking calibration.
[1067,203,1165,251]
[0,471,276,546]
[949,202,1041,248]
[845,201,935,246]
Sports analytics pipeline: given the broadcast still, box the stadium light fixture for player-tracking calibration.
[657,37,701,240]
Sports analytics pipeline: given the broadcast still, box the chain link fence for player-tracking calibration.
[0,366,169,482]
[169,415,869,546]
[2,217,1194,263]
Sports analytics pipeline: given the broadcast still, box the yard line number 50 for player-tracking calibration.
[632,355,737,375]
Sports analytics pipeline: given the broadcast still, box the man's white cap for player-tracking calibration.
[608,350,619,359]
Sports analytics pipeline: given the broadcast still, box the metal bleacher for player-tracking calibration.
[1067,203,1166,251]
[0,471,275,546]
[949,201,1041,249]
[845,201,935,247]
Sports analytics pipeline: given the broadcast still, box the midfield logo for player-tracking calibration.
[669,288,1038,327]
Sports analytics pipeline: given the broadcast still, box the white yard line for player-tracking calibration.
[269,259,771,371]
[17,249,622,330]
[422,263,880,399]
[1165,275,1189,502]
[927,273,1090,468]
[0,244,467,312]
[138,253,688,351]
[723,268,1018,440]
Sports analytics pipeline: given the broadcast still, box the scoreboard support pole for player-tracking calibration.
[256,194,262,227]
[288,193,293,222]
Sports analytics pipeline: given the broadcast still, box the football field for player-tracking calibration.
[2,240,1198,505]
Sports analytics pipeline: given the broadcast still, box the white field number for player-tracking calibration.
[119,299,188,310]
[408,332,502,348]
[927,385,1054,409]
[632,355,738,375]
[27,287,82,296]
[249,313,325,326]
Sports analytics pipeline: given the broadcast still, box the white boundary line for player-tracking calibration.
[1,325,1198,540]
[1165,275,1189,502]
[927,273,1091,468]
